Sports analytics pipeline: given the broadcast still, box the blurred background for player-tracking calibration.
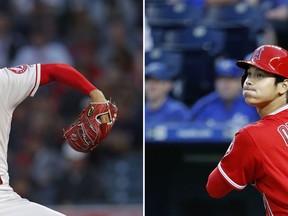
[0,0,143,215]
[145,0,288,215]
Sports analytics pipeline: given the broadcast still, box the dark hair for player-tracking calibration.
[274,74,288,103]
[275,75,286,84]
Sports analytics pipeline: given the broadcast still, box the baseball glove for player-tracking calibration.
[63,100,118,153]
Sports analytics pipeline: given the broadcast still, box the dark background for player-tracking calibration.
[146,142,265,216]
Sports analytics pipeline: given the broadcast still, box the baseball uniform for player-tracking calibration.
[207,104,288,215]
[0,64,65,215]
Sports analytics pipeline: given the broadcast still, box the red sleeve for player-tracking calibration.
[211,129,263,194]
[207,128,264,198]
[40,63,96,95]
[206,167,234,198]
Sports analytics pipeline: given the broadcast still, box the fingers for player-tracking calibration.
[99,114,110,123]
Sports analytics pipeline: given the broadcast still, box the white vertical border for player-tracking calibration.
[142,0,146,215]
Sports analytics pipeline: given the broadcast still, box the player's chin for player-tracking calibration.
[245,100,259,107]
[243,96,258,106]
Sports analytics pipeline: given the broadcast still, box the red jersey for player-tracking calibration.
[208,105,288,215]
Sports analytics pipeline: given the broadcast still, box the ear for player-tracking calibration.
[279,79,288,95]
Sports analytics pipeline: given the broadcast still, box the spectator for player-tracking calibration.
[246,0,288,49]
[189,58,259,127]
[0,11,26,67]
[11,16,73,66]
[263,0,288,49]
[145,61,189,124]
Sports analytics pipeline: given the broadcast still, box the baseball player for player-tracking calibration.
[0,63,110,215]
[206,45,288,215]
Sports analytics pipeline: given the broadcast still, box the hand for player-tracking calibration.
[89,89,110,123]
[89,89,107,102]
[63,100,118,153]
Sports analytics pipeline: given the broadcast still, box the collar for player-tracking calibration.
[268,104,288,116]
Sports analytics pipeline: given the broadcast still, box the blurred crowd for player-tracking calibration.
[145,0,288,132]
[1,0,143,206]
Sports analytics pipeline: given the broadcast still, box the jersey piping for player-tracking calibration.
[29,64,40,96]
[217,163,246,190]
[269,104,288,116]
[263,193,274,216]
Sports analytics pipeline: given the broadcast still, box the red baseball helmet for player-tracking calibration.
[237,45,288,78]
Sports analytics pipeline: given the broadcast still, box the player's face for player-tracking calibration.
[145,78,172,102]
[242,66,281,107]
[215,76,242,101]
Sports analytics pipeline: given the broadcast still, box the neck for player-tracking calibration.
[257,97,287,118]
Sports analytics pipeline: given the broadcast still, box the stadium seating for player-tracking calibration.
[161,25,225,105]
[146,2,203,28]
[146,2,203,47]
[145,47,183,78]
[202,3,266,59]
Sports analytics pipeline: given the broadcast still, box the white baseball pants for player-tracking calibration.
[0,173,65,216]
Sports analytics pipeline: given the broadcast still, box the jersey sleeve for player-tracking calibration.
[0,64,40,113]
[40,64,96,95]
[216,128,264,190]
[206,167,234,198]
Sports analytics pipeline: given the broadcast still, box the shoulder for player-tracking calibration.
[229,120,265,149]
[233,120,268,148]
[190,92,220,111]
[6,64,29,74]
[165,97,188,110]
[224,123,264,163]
[238,121,262,137]
[189,92,220,117]
[0,64,36,77]
[192,92,219,107]
[241,118,271,134]
[234,126,254,142]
